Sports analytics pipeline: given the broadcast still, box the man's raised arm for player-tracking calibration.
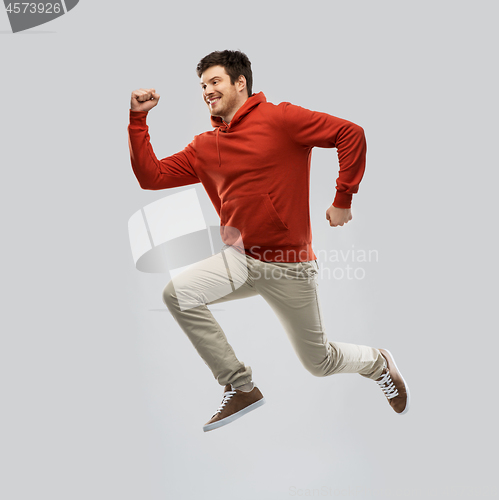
[128,88,200,190]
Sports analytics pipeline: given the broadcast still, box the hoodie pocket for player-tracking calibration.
[220,194,289,248]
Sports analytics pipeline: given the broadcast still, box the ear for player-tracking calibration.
[236,75,246,93]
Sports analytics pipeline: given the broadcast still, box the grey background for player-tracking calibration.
[1,1,497,499]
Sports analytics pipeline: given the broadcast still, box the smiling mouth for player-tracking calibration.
[207,97,221,106]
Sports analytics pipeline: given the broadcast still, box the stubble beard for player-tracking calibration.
[210,91,239,121]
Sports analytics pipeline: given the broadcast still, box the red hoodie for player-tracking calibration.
[128,92,366,262]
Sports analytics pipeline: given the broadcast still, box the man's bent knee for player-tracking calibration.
[305,364,328,377]
[162,280,178,310]
[297,357,330,377]
[162,279,205,312]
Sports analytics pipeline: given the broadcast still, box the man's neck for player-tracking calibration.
[222,96,249,123]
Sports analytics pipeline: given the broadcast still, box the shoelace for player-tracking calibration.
[211,389,237,417]
[376,371,399,400]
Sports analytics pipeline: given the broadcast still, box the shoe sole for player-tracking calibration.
[203,397,266,432]
[380,348,410,415]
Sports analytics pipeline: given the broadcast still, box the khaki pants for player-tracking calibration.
[162,245,385,388]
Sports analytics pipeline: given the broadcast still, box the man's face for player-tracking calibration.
[200,65,241,122]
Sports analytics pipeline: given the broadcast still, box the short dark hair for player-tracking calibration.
[196,50,253,97]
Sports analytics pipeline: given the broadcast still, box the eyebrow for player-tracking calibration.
[200,76,222,86]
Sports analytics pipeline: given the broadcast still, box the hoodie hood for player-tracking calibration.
[210,92,267,130]
[210,92,267,168]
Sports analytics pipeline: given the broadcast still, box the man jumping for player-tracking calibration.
[128,50,410,432]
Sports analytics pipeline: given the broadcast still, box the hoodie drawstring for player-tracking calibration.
[210,93,266,168]
[216,126,222,168]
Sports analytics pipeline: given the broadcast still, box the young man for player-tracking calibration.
[128,50,410,432]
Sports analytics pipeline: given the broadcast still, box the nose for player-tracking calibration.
[204,84,219,100]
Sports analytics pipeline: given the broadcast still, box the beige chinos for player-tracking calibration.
[162,244,385,388]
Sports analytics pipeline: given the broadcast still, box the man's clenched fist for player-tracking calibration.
[326,205,352,227]
[130,88,160,113]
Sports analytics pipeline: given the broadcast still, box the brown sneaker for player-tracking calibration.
[376,349,410,415]
[203,384,265,432]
